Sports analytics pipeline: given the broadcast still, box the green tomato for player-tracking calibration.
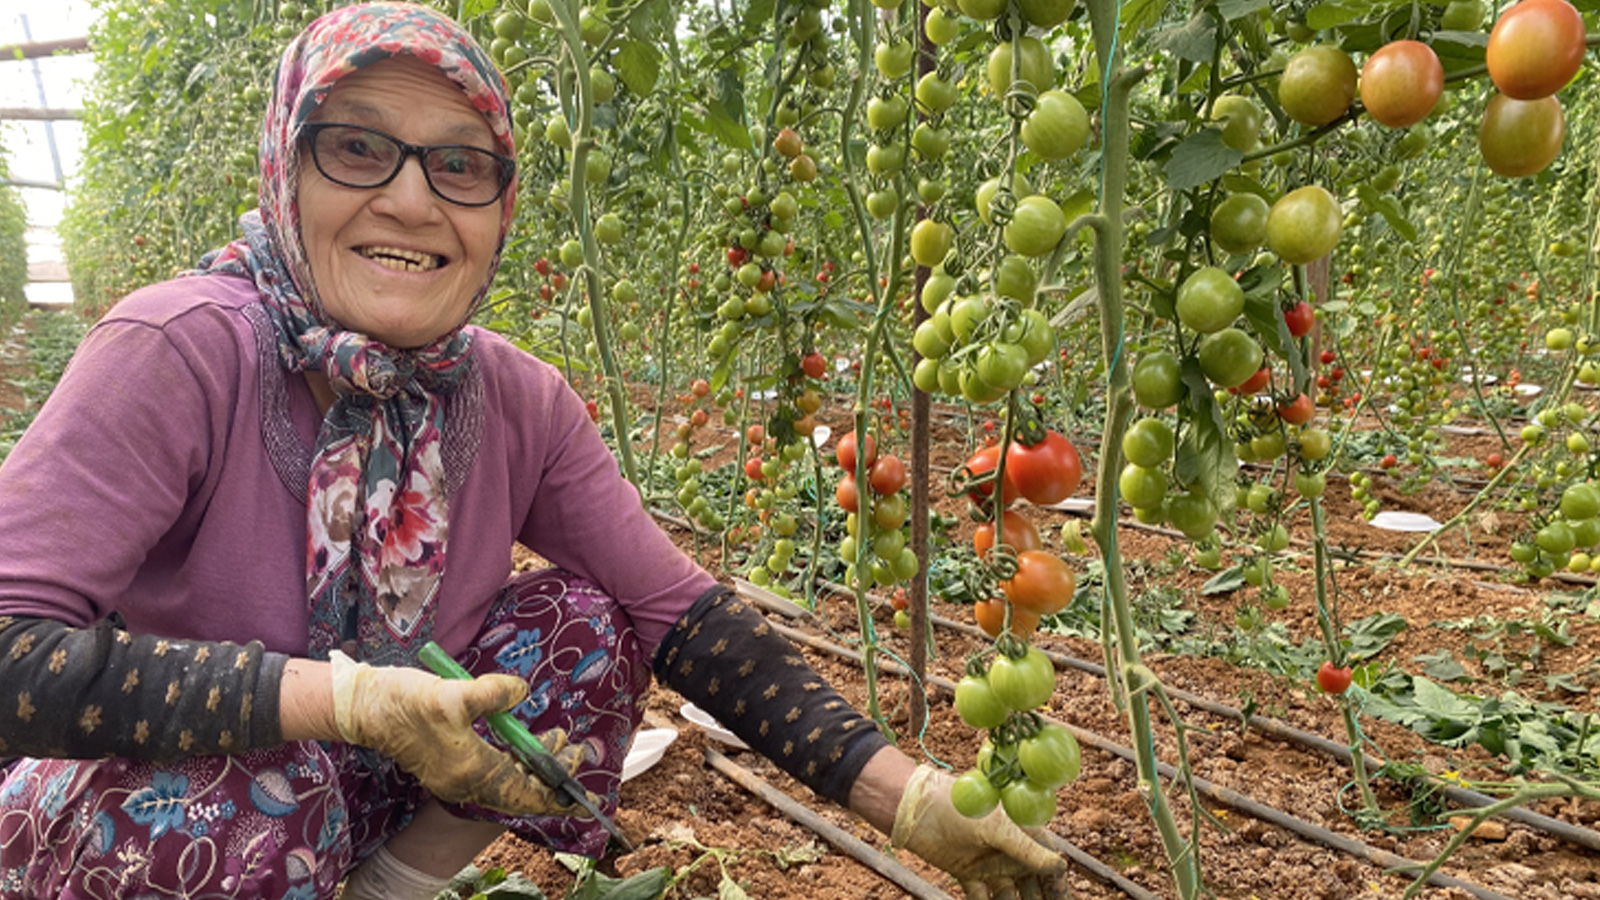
[987,36,1055,96]
[1278,45,1357,126]
[950,770,1001,819]
[1003,196,1068,258]
[1119,463,1168,509]
[1176,266,1246,334]
[999,778,1057,828]
[1167,491,1217,540]
[1017,722,1082,787]
[988,646,1056,711]
[1123,418,1175,468]
[1267,186,1343,266]
[1197,328,1264,389]
[955,674,1009,729]
[1294,470,1327,498]
[1133,351,1185,409]
[1210,193,1271,256]
[1020,90,1089,161]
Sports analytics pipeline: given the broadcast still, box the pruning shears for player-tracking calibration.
[418,641,634,852]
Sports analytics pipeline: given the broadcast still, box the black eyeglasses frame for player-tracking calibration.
[299,121,516,208]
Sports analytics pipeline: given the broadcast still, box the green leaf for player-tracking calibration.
[1151,13,1217,64]
[1343,612,1407,660]
[459,0,497,16]
[1305,0,1370,29]
[1416,649,1467,682]
[1118,0,1169,44]
[1201,566,1247,595]
[1241,281,1288,362]
[1355,184,1417,242]
[1216,0,1269,19]
[1411,676,1480,722]
[710,357,732,393]
[1165,129,1242,193]
[718,876,751,900]
[1174,359,1238,521]
[594,867,670,900]
[741,0,777,34]
[615,40,661,97]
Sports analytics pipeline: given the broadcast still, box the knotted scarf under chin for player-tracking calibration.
[195,211,473,667]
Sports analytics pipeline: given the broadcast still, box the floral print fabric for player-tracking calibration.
[0,570,649,899]
[187,2,518,666]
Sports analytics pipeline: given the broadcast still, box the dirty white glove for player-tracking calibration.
[329,650,588,817]
[337,845,452,900]
[892,765,1070,900]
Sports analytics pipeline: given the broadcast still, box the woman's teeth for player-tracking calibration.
[358,246,443,272]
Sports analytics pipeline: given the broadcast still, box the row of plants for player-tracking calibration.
[0,144,28,318]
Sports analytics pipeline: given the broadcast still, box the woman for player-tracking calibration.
[0,4,1067,899]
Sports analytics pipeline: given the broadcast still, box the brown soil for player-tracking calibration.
[480,390,1600,900]
[0,319,28,416]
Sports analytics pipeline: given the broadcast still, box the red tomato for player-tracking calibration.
[1316,661,1353,694]
[1006,430,1083,506]
[746,424,765,444]
[1278,393,1315,425]
[960,445,1022,506]
[974,509,1044,560]
[1001,550,1076,616]
[1283,300,1315,338]
[801,352,827,379]
[745,456,765,481]
[690,409,709,428]
[836,431,878,472]
[869,454,908,495]
[1486,0,1586,100]
[836,474,859,513]
[1320,349,1337,365]
[1229,367,1271,396]
[534,257,551,276]
[691,379,711,398]
[585,400,600,422]
[1359,41,1443,128]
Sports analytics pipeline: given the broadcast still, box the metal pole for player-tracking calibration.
[20,16,65,186]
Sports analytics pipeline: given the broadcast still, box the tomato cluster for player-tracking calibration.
[833,432,920,606]
[951,646,1079,827]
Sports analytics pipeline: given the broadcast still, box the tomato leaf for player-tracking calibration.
[1201,566,1246,595]
[1175,357,1238,522]
[1118,0,1169,45]
[1164,129,1242,193]
[1355,184,1418,242]
[615,39,661,98]
[740,0,776,35]
[1150,13,1217,63]
[1305,0,1371,30]
[1215,0,1270,20]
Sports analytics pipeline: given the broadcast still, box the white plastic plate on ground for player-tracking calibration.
[1514,384,1543,399]
[681,702,749,749]
[1369,511,1441,532]
[809,424,832,450]
[1045,497,1095,512]
[621,728,677,782]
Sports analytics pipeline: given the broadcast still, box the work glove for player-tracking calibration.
[892,765,1070,900]
[329,650,591,817]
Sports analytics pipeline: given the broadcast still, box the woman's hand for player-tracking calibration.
[328,651,589,817]
[891,764,1069,900]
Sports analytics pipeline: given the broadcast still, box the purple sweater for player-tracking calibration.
[0,273,716,658]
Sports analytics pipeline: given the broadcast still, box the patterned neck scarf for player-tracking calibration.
[191,2,517,666]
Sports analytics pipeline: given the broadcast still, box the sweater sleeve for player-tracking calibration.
[0,616,288,760]
[654,586,891,807]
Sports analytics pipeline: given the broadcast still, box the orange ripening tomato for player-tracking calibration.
[1479,93,1564,178]
[973,598,1040,639]
[960,445,1022,506]
[974,509,1044,560]
[1486,0,1586,100]
[1359,40,1443,128]
[1001,550,1076,616]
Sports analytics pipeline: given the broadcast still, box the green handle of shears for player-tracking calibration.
[416,641,572,792]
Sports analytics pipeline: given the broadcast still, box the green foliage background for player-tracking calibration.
[0,146,28,317]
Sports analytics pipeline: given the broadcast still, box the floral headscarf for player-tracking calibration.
[191,2,516,666]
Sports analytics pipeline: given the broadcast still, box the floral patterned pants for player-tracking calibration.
[0,569,651,900]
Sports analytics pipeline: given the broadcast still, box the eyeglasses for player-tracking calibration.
[301,122,516,208]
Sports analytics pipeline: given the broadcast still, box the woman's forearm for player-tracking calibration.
[847,745,918,835]
[279,657,339,742]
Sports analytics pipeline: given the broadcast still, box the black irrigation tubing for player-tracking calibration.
[745,580,1600,858]
[746,605,1525,900]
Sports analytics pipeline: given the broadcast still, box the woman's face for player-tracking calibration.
[297,57,504,349]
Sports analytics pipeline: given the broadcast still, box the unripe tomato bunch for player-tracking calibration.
[832,431,922,598]
[742,430,822,599]
[1510,410,1600,581]
[667,379,731,533]
[951,643,1080,827]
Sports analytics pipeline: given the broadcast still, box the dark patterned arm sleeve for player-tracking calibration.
[0,616,287,761]
[653,586,891,806]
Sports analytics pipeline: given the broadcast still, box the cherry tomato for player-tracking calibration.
[1210,193,1271,256]
[745,456,765,481]
[973,598,1041,638]
[999,778,1057,828]
[960,445,1023,506]
[988,645,1056,711]
[951,770,1002,818]
[800,352,827,379]
[836,475,860,513]
[1001,550,1077,616]
[1278,392,1315,425]
[868,454,907,495]
[954,674,1010,729]
[1486,0,1585,100]
[1176,266,1246,334]
[836,431,878,472]
[1316,660,1353,694]
[1018,722,1082,786]
[1003,195,1068,258]
[773,127,803,158]
[1479,93,1564,178]
[1278,45,1358,126]
[1283,300,1315,338]
[1267,185,1343,266]
[974,509,1044,560]
[1133,351,1184,409]
[1006,430,1083,506]
[1198,328,1264,389]
[1229,366,1271,396]
[1359,41,1443,128]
